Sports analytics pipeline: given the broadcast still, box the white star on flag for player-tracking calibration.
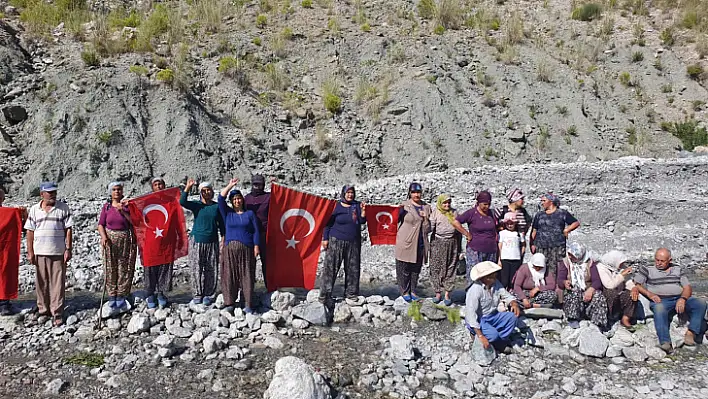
[154,227,164,238]
[286,235,299,249]
[382,224,390,230]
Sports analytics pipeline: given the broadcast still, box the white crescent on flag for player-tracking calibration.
[142,204,169,238]
[376,211,394,230]
[280,208,316,249]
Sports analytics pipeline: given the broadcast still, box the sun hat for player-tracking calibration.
[469,261,502,281]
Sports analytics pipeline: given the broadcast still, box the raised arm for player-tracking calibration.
[220,178,239,198]
[180,178,199,211]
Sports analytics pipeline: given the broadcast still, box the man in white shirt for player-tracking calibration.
[24,182,73,327]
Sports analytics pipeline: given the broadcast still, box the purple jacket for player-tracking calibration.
[512,265,557,300]
[244,192,270,233]
[556,260,603,291]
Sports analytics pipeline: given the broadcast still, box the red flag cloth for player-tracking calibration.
[0,208,21,300]
[365,205,399,245]
[128,188,188,267]
[266,184,336,290]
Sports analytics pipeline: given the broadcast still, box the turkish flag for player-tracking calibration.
[266,184,336,290]
[366,205,399,245]
[128,187,188,267]
[0,208,21,300]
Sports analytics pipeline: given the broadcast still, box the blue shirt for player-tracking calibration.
[323,202,366,242]
[217,195,261,247]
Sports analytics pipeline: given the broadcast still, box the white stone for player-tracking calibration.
[333,303,352,323]
[263,357,330,399]
[127,315,151,334]
[578,326,609,358]
[389,335,415,360]
[264,336,285,350]
[271,291,297,311]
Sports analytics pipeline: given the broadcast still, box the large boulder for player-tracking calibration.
[263,356,331,399]
[292,302,328,326]
[1,105,27,125]
[578,326,609,358]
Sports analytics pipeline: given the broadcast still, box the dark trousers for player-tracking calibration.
[499,259,522,290]
[319,237,361,303]
[396,250,423,295]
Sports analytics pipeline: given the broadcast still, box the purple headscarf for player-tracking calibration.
[476,191,492,204]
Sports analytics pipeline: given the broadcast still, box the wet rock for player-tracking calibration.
[263,356,331,399]
[389,335,415,360]
[292,302,328,326]
[578,327,609,358]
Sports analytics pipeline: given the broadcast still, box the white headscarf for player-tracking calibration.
[107,181,123,197]
[528,253,547,287]
[600,250,628,274]
[567,242,589,290]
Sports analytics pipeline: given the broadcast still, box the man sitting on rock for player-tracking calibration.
[464,261,521,352]
[632,248,707,353]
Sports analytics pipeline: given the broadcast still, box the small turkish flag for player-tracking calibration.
[128,187,188,267]
[266,184,336,290]
[366,205,399,245]
[0,208,21,300]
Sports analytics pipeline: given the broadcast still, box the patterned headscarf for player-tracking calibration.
[600,250,628,273]
[436,194,455,224]
[542,192,561,207]
[567,241,589,290]
[507,188,524,203]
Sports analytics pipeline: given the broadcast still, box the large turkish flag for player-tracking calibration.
[365,205,399,245]
[0,208,21,300]
[128,187,188,267]
[266,184,336,290]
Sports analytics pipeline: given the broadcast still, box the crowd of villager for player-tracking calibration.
[0,178,706,357]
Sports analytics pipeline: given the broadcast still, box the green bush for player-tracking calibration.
[361,22,371,32]
[301,0,312,8]
[66,352,105,367]
[322,78,342,114]
[619,71,631,86]
[108,8,141,28]
[218,56,249,88]
[687,64,704,80]
[156,69,174,83]
[631,51,644,63]
[81,48,100,66]
[129,65,149,76]
[660,28,674,46]
[417,0,437,20]
[434,24,445,34]
[407,301,423,321]
[571,3,602,21]
[256,14,267,27]
[96,131,114,144]
[662,119,708,151]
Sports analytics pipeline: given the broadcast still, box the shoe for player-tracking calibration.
[53,315,63,327]
[659,342,673,353]
[108,296,117,308]
[684,331,696,346]
[402,295,412,303]
[244,307,254,314]
[115,297,127,309]
[202,297,212,306]
[223,305,235,314]
[443,299,453,306]
[410,294,421,301]
[146,295,157,309]
[568,320,580,329]
[432,295,442,304]
[157,293,168,308]
[0,303,14,316]
[191,297,202,305]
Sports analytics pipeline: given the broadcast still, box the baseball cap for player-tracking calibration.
[40,182,58,192]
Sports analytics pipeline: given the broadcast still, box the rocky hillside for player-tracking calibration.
[0,0,707,196]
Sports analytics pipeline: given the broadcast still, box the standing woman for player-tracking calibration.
[319,185,366,305]
[97,182,137,310]
[428,194,460,306]
[529,193,580,275]
[451,191,498,285]
[395,182,431,302]
[218,179,261,314]
[144,177,173,309]
[181,179,224,306]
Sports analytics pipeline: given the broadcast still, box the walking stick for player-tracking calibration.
[95,246,108,330]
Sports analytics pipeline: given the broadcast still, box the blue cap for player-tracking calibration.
[408,182,423,193]
[40,181,58,192]
[228,189,243,199]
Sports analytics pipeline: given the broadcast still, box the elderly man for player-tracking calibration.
[145,177,173,309]
[632,248,707,352]
[181,178,224,306]
[465,261,522,352]
[244,174,271,288]
[24,182,73,326]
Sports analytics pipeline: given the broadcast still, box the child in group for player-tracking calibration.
[498,213,525,290]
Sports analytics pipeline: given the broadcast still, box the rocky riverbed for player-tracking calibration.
[1,285,708,399]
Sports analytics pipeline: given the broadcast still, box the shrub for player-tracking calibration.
[301,0,313,7]
[537,61,553,82]
[437,0,463,30]
[256,14,267,27]
[129,65,149,76]
[96,131,114,144]
[626,126,637,145]
[66,352,105,367]
[417,0,436,20]
[660,28,674,46]
[218,56,249,87]
[192,0,233,33]
[662,119,708,151]
[697,38,708,59]
[156,69,174,84]
[503,11,524,44]
[108,8,141,28]
[433,24,445,34]
[687,64,704,80]
[619,71,631,86]
[322,78,342,114]
[631,51,644,63]
[361,22,371,32]
[81,48,100,66]
[253,37,262,46]
[407,301,423,321]
[133,4,170,52]
[264,63,290,91]
[571,3,602,21]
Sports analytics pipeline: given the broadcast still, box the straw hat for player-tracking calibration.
[469,261,501,281]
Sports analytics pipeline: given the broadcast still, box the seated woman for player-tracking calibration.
[512,253,558,309]
[557,242,608,329]
[597,250,636,330]
[464,261,521,351]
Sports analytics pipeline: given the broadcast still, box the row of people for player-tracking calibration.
[465,247,707,353]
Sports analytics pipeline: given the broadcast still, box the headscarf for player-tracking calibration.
[251,174,266,196]
[228,189,243,200]
[528,253,547,287]
[436,194,455,224]
[107,181,123,197]
[476,191,492,204]
[198,182,212,191]
[567,241,589,290]
[600,250,628,274]
[341,185,356,205]
[542,192,560,207]
[507,188,524,203]
[151,177,165,185]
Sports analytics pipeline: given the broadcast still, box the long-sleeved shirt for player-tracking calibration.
[597,262,635,290]
[464,280,515,329]
[180,191,224,243]
[244,192,270,234]
[322,202,365,242]
[512,265,557,300]
[217,195,261,247]
[556,260,603,291]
